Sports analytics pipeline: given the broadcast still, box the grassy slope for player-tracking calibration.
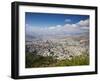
[25,52,89,68]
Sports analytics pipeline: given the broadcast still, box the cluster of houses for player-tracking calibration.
[26,38,89,60]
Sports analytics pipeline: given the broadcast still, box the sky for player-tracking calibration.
[25,12,89,38]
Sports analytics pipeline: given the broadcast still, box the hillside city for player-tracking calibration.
[26,36,89,61]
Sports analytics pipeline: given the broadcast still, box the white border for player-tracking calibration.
[19,5,95,76]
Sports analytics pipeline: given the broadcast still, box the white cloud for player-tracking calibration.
[56,25,62,28]
[48,26,56,30]
[65,19,71,22]
[48,25,62,30]
[26,19,89,37]
[77,19,89,27]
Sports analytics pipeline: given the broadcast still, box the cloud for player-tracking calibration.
[77,19,89,27]
[56,25,62,28]
[48,25,62,30]
[48,26,56,30]
[65,19,71,22]
[26,19,89,37]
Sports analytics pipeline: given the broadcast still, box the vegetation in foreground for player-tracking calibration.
[25,52,89,68]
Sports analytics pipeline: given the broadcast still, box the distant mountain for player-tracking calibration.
[25,31,89,41]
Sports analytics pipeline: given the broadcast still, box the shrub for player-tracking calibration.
[26,52,89,68]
